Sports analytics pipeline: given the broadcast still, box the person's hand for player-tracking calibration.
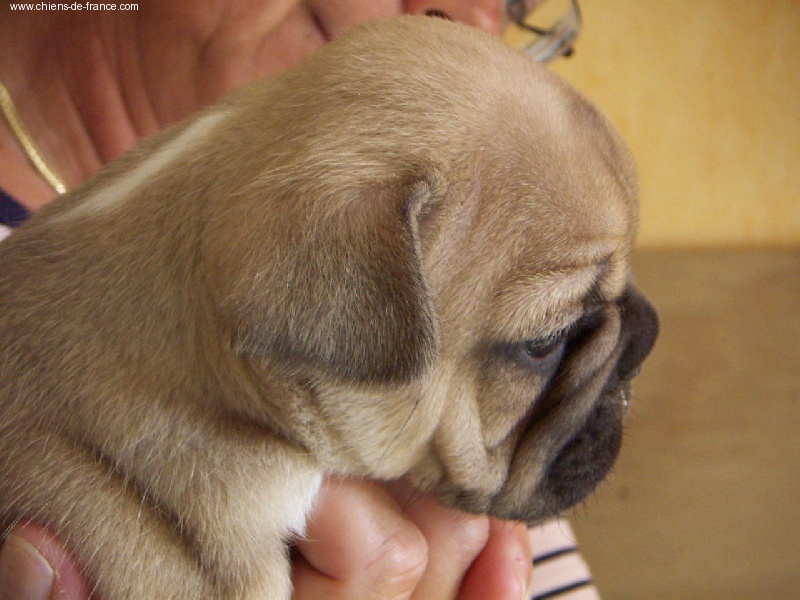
[293,478,533,599]
[0,478,532,600]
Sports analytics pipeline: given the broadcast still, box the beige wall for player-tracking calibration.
[532,0,800,247]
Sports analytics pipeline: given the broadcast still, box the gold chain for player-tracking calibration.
[0,79,67,194]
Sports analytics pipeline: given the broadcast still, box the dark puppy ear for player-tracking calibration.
[209,178,439,384]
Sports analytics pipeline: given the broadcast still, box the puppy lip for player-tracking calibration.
[485,377,629,525]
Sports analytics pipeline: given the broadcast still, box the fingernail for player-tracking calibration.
[0,534,55,600]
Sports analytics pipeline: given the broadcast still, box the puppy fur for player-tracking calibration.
[0,16,657,599]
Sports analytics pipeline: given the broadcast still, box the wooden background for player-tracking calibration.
[545,0,800,247]
[504,2,800,597]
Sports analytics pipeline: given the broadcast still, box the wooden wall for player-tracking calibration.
[523,0,800,247]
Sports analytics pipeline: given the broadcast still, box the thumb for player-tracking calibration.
[0,522,92,600]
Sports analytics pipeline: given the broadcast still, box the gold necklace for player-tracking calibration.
[0,78,67,194]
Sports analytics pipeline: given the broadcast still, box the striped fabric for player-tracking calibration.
[528,520,600,599]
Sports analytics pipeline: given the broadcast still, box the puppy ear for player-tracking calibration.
[209,178,439,384]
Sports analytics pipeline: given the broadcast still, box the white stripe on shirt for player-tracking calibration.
[528,519,600,599]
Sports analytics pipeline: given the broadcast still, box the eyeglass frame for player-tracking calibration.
[505,0,582,64]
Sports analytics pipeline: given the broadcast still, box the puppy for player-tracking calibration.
[0,16,658,600]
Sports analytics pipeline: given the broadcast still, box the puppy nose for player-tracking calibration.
[617,286,659,383]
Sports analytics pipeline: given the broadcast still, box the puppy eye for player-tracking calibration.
[522,332,566,361]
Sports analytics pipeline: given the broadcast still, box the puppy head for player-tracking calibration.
[203,16,657,524]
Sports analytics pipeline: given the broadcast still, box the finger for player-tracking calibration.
[385,480,489,599]
[0,528,52,600]
[293,477,428,599]
[0,522,92,600]
[459,518,533,600]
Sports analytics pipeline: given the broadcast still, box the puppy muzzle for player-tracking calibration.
[488,285,659,525]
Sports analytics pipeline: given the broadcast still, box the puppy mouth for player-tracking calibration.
[477,382,625,526]
[434,381,628,525]
[530,383,628,520]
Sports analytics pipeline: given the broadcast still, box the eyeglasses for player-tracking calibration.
[505,0,582,64]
